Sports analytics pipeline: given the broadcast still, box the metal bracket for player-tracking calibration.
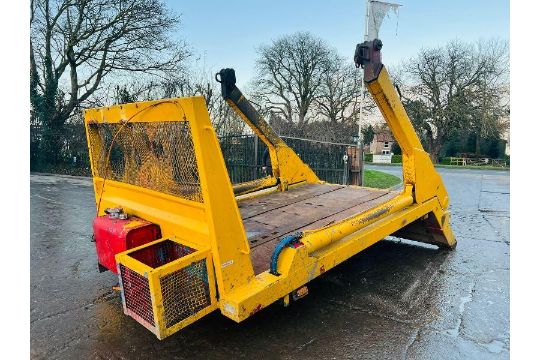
[354,39,384,82]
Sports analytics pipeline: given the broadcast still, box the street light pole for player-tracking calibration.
[357,0,370,186]
[363,0,370,42]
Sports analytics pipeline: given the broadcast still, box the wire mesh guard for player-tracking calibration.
[119,264,155,326]
[160,259,210,328]
[87,121,203,202]
[119,239,212,332]
[129,239,195,268]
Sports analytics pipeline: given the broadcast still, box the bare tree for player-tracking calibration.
[251,32,331,131]
[190,78,246,136]
[315,54,363,125]
[110,67,246,136]
[30,0,189,165]
[158,70,247,136]
[402,39,509,162]
[471,83,509,154]
[313,54,379,142]
[468,39,509,154]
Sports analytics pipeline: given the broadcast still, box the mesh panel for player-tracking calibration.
[88,122,203,202]
[160,259,211,328]
[120,239,214,332]
[129,240,195,269]
[119,264,154,326]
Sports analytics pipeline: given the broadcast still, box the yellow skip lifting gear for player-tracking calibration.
[84,39,456,339]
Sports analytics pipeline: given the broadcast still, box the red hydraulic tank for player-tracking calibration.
[93,215,161,273]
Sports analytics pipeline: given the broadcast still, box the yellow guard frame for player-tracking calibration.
[84,41,455,339]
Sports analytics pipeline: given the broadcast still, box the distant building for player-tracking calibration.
[502,128,510,156]
[369,129,395,155]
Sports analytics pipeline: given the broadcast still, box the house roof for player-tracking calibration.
[374,131,394,142]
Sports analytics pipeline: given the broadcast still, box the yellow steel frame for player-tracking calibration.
[218,76,320,191]
[84,65,455,338]
[115,237,217,339]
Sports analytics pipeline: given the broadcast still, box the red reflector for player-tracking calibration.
[291,241,304,249]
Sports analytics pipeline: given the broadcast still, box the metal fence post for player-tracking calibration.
[360,144,364,186]
[253,135,259,180]
[342,154,349,185]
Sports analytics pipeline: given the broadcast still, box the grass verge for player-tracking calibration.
[364,169,401,189]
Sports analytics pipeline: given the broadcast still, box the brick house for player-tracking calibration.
[369,129,395,155]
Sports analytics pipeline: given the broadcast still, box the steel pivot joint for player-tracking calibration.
[354,39,383,82]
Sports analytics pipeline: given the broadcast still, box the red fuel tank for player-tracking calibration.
[93,215,161,273]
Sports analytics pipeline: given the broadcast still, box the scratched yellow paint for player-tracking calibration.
[85,67,455,339]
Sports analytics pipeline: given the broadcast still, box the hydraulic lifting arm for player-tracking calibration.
[213,43,455,323]
[354,39,456,248]
[216,69,319,193]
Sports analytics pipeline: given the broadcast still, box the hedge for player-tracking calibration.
[439,157,452,165]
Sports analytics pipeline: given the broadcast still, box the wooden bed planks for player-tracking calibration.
[238,183,342,219]
[242,186,392,246]
[237,184,400,274]
[296,191,399,231]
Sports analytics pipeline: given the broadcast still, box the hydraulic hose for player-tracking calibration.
[269,233,303,276]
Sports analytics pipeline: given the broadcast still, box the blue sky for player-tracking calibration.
[166,0,509,87]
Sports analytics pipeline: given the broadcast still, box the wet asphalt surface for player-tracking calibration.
[30,167,509,359]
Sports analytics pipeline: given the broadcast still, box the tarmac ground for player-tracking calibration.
[30,167,509,359]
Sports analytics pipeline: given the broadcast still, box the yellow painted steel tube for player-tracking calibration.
[233,176,277,196]
[302,187,414,254]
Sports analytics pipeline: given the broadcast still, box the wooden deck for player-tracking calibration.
[238,183,399,274]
